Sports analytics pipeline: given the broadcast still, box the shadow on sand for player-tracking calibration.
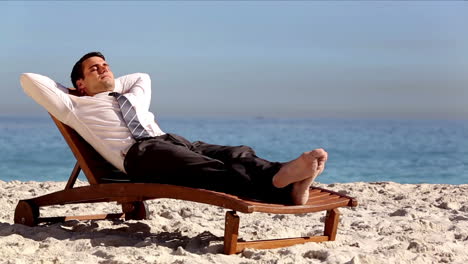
[0,220,224,254]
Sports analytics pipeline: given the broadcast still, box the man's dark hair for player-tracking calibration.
[70,51,106,88]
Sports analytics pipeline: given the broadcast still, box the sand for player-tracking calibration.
[0,180,467,264]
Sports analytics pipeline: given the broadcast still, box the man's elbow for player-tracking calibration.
[138,73,151,82]
[20,73,33,85]
[136,73,151,89]
[20,73,37,93]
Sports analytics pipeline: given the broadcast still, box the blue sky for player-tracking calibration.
[1,1,467,118]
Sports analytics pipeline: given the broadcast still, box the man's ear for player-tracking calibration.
[76,79,87,96]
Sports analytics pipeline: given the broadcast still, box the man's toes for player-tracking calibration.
[309,148,328,159]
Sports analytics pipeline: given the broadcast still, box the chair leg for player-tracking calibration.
[14,200,40,227]
[224,211,240,254]
[223,209,336,254]
[324,208,340,241]
[122,201,149,220]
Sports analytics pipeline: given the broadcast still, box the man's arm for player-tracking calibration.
[20,73,74,122]
[118,73,152,111]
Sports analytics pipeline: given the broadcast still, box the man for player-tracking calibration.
[21,52,328,205]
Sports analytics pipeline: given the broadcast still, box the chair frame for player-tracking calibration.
[14,114,358,254]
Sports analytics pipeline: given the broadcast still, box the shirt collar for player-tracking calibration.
[92,79,123,98]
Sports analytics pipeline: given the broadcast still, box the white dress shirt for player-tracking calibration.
[20,73,165,173]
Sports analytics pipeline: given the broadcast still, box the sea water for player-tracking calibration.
[1,116,467,184]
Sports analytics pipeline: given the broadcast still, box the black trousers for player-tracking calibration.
[124,133,292,203]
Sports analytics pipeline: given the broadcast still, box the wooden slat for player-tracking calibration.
[38,213,125,224]
[307,192,332,201]
[26,183,254,213]
[309,189,322,194]
[312,186,358,207]
[235,236,329,253]
[324,208,340,241]
[65,162,81,189]
[224,211,240,254]
[307,195,340,205]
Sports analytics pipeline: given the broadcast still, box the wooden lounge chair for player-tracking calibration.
[14,114,358,254]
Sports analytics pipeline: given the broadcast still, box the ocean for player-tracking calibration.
[1,116,467,185]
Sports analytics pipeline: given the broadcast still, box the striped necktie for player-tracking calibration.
[109,92,151,140]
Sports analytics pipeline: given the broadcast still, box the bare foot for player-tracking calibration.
[291,162,318,205]
[272,149,328,188]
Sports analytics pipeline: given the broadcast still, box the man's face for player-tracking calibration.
[76,56,115,96]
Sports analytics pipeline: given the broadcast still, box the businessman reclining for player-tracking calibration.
[20,52,328,205]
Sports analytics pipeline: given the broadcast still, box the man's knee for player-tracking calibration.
[235,145,256,158]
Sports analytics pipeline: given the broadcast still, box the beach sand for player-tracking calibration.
[0,180,467,264]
